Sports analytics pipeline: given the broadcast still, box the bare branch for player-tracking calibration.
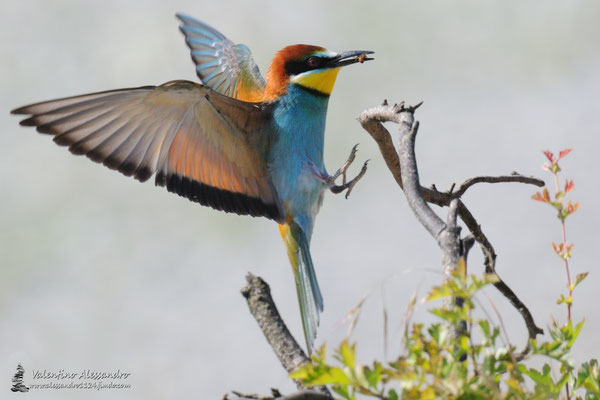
[277,392,334,400]
[357,104,403,188]
[397,117,446,239]
[241,274,331,396]
[358,102,544,358]
[450,174,544,198]
[395,110,462,275]
[358,104,544,204]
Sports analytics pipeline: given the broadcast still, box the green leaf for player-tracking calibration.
[364,362,383,388]
[430,308,463,325]
[336,340,356,369]
[426,284,452,302]
[332,385,353,400]
[574,272,589,289]
[517,364,551,387]
[479,320,491,338]
[575,359,600,395]
[557,293,568,305]
[353,364,370,388]
[290,361,352,386]
[568,319,585,348]
[312,344,327,362]
[556,372,570,391]
[428,323,449,345]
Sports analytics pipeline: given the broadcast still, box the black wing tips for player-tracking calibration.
[162,174,284,223]
[11,106,28,116]
[11,106,39,129]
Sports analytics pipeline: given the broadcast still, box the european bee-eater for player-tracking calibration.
[11,14,373,352]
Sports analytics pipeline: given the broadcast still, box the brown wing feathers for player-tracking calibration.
[12,81,284,222]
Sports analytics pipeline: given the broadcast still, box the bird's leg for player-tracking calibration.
[330,159,369,199]
[313,144,369,199]
[329,144,359,185]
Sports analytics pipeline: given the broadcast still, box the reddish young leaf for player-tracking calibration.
[567,202,579,214]
[543,188,550,202]
[566,243,574,252]
[552,242,562,255]
[532,192,544,202]
[543,150,555,163]
[564,180,574,194]
[558,148,572,160]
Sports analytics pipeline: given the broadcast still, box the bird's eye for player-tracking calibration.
[306,56,320,68]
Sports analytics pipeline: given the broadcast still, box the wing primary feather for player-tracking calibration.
[41,106,117,137]
[119,107,173,177]
[65,115,125,155]
[65,103,148,156]
[22,101,111,132]
[135,112,180,182]
[14,81,284,222]
[155,107,192,186]
[190,49,218,57]
[12,89,152,116]
[87,118,140,165]
[176,15,265,100]
[102,111,158,171]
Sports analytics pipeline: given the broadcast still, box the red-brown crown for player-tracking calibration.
[262,44,325,101]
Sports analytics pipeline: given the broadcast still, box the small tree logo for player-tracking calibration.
[10,364,29,393]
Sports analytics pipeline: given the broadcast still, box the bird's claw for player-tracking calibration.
[312,144,368,199]
[329,144,369,199]
[329,143,359,185]
[330,159,369,199]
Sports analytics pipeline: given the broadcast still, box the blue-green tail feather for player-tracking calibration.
[285,222,323,353]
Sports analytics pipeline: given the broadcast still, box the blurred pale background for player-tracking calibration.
[1,1,598,399]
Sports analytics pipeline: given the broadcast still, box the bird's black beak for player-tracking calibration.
[328,50,374,68]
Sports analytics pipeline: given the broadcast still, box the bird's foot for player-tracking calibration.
[328,144,369,199]
[330,160,369,199]
[329,143,359,184]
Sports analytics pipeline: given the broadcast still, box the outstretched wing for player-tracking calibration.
[12,81,284,222]
[176,14,265,102]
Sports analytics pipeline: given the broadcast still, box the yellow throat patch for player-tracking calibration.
[292,68,340,96]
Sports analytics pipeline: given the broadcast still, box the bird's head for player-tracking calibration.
[263,45,373,101]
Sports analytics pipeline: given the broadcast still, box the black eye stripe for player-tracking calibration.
[284,56,328,75]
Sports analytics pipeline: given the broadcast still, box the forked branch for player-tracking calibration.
[358,101,544,359]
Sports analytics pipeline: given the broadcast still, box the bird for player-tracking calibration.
[11,14,373,353]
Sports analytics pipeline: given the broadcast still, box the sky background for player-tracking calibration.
[1,1,599,399]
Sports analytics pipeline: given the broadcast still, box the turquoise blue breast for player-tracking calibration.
[267,83,331,233]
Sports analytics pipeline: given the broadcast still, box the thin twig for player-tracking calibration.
[451,175,544,198]
[457,200,543,359]
[482,292,513,353]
